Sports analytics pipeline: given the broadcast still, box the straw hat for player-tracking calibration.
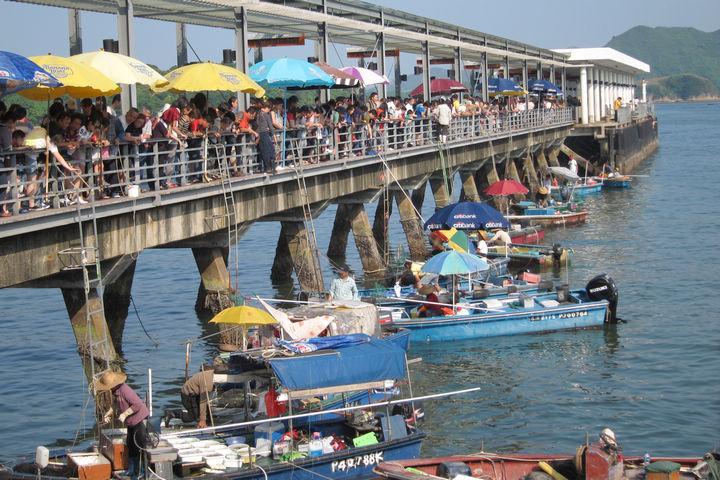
[538,186,549,195]
[94,371,127,392]
[478,230,489,241]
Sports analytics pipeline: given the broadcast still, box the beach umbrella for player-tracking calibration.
[153,62,264,96]
[313,61,359,88]
[72,50,168,87]
[421,250,489,276]
[484,179,529,196]
[249,58,335,89]
[340,66,390,87]
[488,77,526,97]
[19,54,120,101]
[527,78,558,94]
[431,228,470,253]
[410,78,467,97]
[210,305,277,350]
[0,51,61,97]
[424,201,510,231]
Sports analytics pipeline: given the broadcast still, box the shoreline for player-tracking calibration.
[651,97,720,104]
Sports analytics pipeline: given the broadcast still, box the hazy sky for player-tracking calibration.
[1,0,718,70]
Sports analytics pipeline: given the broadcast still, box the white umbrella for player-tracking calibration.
[340,66,390,87]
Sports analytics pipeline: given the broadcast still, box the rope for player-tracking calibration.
[130,294,159,346]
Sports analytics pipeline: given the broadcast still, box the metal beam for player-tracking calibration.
[377,10,387,99]
[234,6,249,110]
[176,22,188,67]
[117,0,136,109]
[68,9,83,56]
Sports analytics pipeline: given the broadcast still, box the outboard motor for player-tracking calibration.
[585,274,619,323]
[552,243,563,268]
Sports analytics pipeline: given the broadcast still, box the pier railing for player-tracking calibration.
[0,108,572,217]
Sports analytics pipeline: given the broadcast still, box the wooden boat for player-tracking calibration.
[374,437,708,480]
[389,275,619,342]
[485,243,572,271]
[506,210,588,227]
[509,225,545,244]
[10,335,427,480]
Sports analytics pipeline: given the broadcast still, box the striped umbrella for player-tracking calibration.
[314,62,359,88]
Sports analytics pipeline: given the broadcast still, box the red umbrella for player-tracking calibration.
[484,179,529,196]
[410,78,468,97]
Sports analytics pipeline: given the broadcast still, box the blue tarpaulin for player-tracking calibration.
[268,334,407,391]
[275,333,370,354]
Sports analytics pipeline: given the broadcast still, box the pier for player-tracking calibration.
[0,0,654,371]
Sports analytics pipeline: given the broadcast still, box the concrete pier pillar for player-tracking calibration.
[192,247,233,313]
[522,154,539,195]
[547,147,561,167]
[395,191,427,261]
[102,259,137,354]
[280,221,325,293]
[327,204,352,259]
[504,157,521,183]
[411,182,427,213]
[372,192,393,257]
[477,160,502,210]
[536,148,550,171]
[429,177,452,211]
[62,288,121,369]
[459,171,481,202]
[348,204,385,274]
[271,225,294,283]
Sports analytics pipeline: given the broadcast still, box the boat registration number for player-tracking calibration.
[331,452,384,472]
[530,311,588,322]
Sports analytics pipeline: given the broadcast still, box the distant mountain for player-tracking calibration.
[606,26,720,100]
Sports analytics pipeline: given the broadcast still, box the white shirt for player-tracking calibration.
[476,239,488,256]
[488,230,512,246]
[568,158,578,175]
[436,104,452,125]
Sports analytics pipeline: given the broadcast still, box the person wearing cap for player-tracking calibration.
[95,371,150,479]
[328,265,359,302]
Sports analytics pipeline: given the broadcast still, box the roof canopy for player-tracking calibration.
[552,47,650,74]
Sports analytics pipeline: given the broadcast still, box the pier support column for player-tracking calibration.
[411,182,427,213]
[68,9,83,56]
[580,67,589,125]
[234,7,250,111]
[193,247,233,313]
[62,288,121,373]
[117,0,136,110]
[429,177,451,210]
[522,154,539,196]
[271,225,294,283]
[102,259,137,354]
[504,157,521,183]
[547,147,561,167]
[176,23,188,67]
[329,204,385,275]
[536,148,550,172]
[477,160,501,209]
[395,191,427,261]
[328,204,352,259]
[459,171,481,202]
[281,221,325,294]
[372,192,393,257]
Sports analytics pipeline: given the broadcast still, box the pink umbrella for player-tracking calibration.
[340,66,390,87]
[410,78,468,97]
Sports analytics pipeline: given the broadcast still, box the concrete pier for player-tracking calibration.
[280,221,325,294]
[395,190,427,261]
[192,247,234,313]
[429,177,452,210]
[329,203,385,275]
[459,171,481,203]
[62,288,120,367]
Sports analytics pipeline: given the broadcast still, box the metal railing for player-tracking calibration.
[0,108,573,218]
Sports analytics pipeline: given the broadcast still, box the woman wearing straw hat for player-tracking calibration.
[95,371,150,480]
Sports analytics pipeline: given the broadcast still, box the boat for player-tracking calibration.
[485,243,572,271]
[10,334,427,480]
[547,166,602,200]
[509,225,545,244]
[601,175,632,188]
[374,428,712,480]
[389,274,619,342]
[506,209,588,227]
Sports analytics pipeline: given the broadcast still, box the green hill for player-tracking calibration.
[606,26,720,100]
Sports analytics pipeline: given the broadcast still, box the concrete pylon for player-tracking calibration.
[504,156,521,182]
[192,247,234,314]
[102,259,137,354]
[476,159,501,210]
[372,192,393,257]
[411,182,427,213]
[429,177,451,211]
[536,148,550,172]
[329,203,385,275]
[395,190,427,261]
[459,171,481,202]
[271,225,294,284]
[522,154,539,196]
[280,221,325,294]
[547,147,561,167]
[61,287,121,373]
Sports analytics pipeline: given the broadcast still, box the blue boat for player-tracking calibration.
[601,176,632,188]
[390,275,619,342]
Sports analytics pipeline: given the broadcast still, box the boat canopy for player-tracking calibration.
[267,334,407,392]
[549,166,581,181]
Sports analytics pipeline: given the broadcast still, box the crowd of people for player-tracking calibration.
[0,90,567,217]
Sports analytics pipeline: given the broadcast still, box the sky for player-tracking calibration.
[0,0,718,71]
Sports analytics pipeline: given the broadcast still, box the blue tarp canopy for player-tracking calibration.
[267,334,407,391]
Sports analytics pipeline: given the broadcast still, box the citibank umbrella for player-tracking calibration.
[488,77,526,97]
[410,78,468,97]
[0,51,61,97]
[527,78,559,94]
[424,201,510,231]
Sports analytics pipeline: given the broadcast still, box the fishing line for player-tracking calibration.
[130,294,159,347]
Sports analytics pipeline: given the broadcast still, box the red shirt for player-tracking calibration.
[161,107,180,124]
[237,112,251,130]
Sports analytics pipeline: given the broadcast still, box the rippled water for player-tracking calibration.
[1,103,718,462]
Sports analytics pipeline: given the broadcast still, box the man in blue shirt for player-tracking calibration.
[328,264,359,301]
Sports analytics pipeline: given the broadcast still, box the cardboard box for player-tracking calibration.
[99,428,127,471]
[67,453,112,480]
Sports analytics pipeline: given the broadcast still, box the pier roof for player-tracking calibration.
[8,0,573,67]
[552,47,650,74]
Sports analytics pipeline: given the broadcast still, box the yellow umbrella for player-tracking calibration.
[153,62,264,97]
[210,305,276,351]
[72,50,168,87]
[20,54,120,101]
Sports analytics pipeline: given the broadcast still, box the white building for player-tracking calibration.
[552,47,650,125]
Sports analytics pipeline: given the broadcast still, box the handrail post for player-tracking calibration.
[153,142,160,192]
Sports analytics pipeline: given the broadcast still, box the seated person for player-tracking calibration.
[487,228,512,247]
[417,285,453,317]
[536,186,550,207]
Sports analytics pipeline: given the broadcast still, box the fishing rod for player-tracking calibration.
[162,386,482,437]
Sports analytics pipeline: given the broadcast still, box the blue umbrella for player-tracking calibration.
[424,201,510,231]
[249,58,335,89]
[488,77,525,96]
[0,51,61,97]
[528,78,560,94]
[421,250,489,275]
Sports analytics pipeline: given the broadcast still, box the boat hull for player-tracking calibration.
[509,226,544,244]
[393,301,608,342]
[506,211,588,227]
